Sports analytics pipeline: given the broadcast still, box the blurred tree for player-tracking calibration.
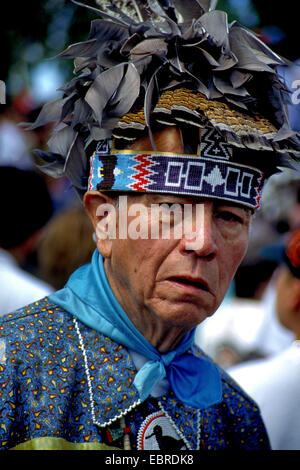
[217,0,259,27]
[251,0,299,60]
[218,0,298,60]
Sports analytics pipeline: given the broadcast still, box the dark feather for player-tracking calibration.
[213,76,249,97]
[26,98,67,130]
[197,0,217,13]
[173,0,206,22]
[200,11,231,53]
[130,38,168,60]
[106,63,140,118]
[64,133,89,189]
[131,0,152,22]
[71,0,131,26]
[144,64,165,150]
[230,24,286,69]
[33,150,65,178]
[55,39,99,60]
[72,99,93,129]
[147,0,181,35]
[84,65,126,124]
[47,124,77,157]
[105,1,138,25]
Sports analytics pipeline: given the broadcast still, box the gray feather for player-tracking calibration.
[71,0,131,26]
[131,0,152,22]
[230,70,252,88]
[130,38,168,60]
[88,19,128,42]
[144,64,165,150]
[55,39,99,59]
[172,0,206,22]
[200,11,230,53]
[107,63,140,117]
[230,24,286,69]
[33,150,65,178]
[105,1,138,25]
[84,65,126,124]
[72,99,93,129]
[213,76,249,97]
[26,98,67,130]
[64,133,89,189]
[147,0,181,35]
[47,124,77,157]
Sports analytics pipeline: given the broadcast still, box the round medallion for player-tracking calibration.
[137,411,186,450]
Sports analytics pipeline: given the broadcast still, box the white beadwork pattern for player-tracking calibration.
[158,401,202,451]
[73,318,141,428]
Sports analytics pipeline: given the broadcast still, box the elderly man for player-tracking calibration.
[1,0,300,451]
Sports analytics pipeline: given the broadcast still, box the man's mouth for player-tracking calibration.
[167,277,209,292]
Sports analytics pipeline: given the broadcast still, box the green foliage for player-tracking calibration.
[1,1,95,101]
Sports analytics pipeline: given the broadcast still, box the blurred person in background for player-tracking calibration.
[196,259,280,368]
[229,228,300,450]
[0,102,36,171]
[37,205,95,290]
[0,166,54,315]
[196,172,300,368]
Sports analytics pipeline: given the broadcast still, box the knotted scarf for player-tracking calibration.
[50,250,222,409]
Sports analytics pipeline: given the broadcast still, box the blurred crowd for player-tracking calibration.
[0,92,96,315]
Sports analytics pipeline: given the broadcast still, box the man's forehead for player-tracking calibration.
[125,126,185,153]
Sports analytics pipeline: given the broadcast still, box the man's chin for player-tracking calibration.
[150,301,215,330]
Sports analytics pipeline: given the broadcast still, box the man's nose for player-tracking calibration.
[180,203,218,259]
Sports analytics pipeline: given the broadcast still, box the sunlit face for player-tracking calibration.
[102,194,250,335]
[84,126,252,349]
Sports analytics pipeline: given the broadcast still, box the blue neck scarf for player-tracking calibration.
[50,250,222,409]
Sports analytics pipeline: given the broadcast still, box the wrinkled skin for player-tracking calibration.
[84,127,251,352]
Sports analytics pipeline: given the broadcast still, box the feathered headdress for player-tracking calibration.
[27,0,300,207]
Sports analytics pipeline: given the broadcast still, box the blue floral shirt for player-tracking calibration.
[0,297,270,450]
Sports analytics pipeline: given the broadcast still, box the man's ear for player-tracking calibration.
[290,277,300,313]
[83,191,116,259]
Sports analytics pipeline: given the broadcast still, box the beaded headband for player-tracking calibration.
[88,128,265,210]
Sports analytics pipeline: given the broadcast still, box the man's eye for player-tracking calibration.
[216,211,243,223]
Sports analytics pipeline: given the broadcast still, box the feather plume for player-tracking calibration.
[29,0,300,196]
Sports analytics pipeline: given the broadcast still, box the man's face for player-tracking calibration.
[101,193,251,338]
[85,126,252,349]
